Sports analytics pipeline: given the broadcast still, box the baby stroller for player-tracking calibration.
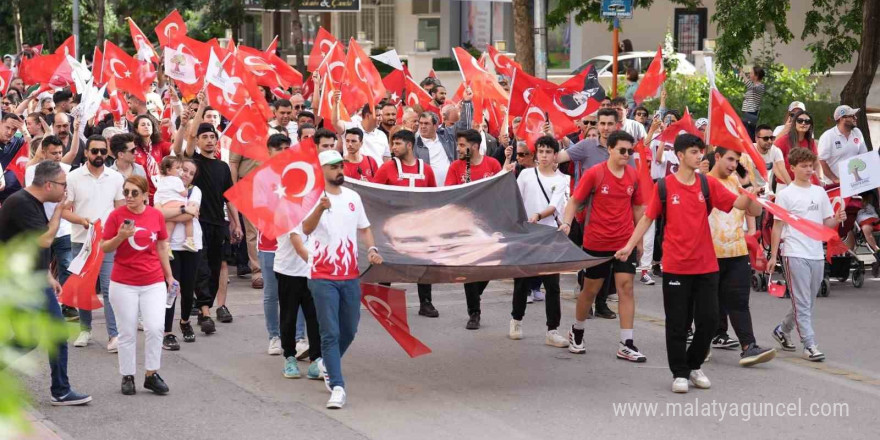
[750,210,786,295]
[823,192,866,296]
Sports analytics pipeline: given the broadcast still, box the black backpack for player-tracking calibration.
[657,173,712,219]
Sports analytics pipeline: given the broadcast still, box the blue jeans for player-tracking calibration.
[309,279,361,389]
[43,287,70,398]
[260,252,305,340]
[70,242,118,337]
[51,235,72,285]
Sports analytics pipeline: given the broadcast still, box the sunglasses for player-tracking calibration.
[796,118,812,125]
[582,120,597,126]
[635,112,648,117]
[758,136,776,141]
[1,101,11,105]
[516,152,529,157]
[123,189,141,197]
[90,148,108,155]
[293,104,304,110]
[125,148,137,154]
[617,148,635,156]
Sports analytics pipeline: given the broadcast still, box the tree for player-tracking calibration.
[93,0,106,48]
[547,0,699,29]
[848,157,867,181]
[513,0,534,75]
[289,0,305,73]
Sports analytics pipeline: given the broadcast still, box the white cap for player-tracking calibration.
[318,149,344,166]
[695,118,709,129]
[788,101,806,112]
[833,105,859,121]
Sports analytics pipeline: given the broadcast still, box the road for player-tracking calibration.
[20,268,880,440]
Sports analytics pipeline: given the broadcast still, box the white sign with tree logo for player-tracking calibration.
[838,151,880,198]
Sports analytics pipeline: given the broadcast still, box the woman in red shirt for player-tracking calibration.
[132,115,173,201]
[773,109,819,186]
[102,175,177,396]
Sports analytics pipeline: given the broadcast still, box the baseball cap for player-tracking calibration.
[695,118,709,129]
[833,105,859,121]
[787,101,806,112]
[318,149,344,166]
[196,123,217,137]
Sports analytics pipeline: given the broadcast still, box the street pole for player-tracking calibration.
[612,17,619,98]
[534,0,547,79]
[72,0,80,58]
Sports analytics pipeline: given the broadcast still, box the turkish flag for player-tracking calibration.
[106,77,130,122]
[223,108,271,163]
[633,45,666,105]
[529,87,576,140]
[6,140,30,186]
[308,27,339,73]
[382,68,406,105]
[60,221,106,311]
[634,141,655,205]
[229,55,274,122]
[347,38,386,112]
[224,138,324,241]
[656,107,701,145]
[316,74,351,123]
[103,40,146,102]
[404,75,438,114]
[237,45,302,91]
[315,41,347,87]
[17,52,68,88]
[166,36,210,99]
[428,69,437,79]
[155,9,188,48]
[516,96,549,152]
[54,36,77,59]
[508,68,556,120]
[92,46,104,85]
[127,18,159,63]
[360,283,432,358]
[31,44,44,56]
[265,35,279,54]
[709,89,767,179]
[488,45,522,77]
[0,64,12,95]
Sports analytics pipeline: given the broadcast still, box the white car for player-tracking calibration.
[572,52,697,76]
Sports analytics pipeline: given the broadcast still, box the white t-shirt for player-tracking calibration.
[818,126,868,179]
[169,186,203,251]
[307,187,370,280]
[66,166,125,243]
[517,167,569,227]
[154,175,187,206]
[773,125,785,137]
[758,145,784,191]
[650,138,678,180]
[775,183,834,260]
[25,162,72,238]
[622,118,647,143]
[419,134,450,187]
[343,121,390,165]
[274,227,311,278]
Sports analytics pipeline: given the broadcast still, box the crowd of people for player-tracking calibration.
[1,41,877,411]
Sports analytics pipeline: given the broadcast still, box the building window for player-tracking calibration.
[377,4,396,48]
[418,18,441,51]
[412,0,441,15]
[674,8,707,60]
[338,12,358,43]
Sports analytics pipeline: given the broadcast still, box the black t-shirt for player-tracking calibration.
[192,153,233,226]
[0,189,51,270]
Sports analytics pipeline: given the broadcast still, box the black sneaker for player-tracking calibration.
[121,375,136,395]
[686,328,694,344]
[50,390,92,406]
[180,321,196,342]
[594,304,617,319]
[198,315,216,334]
[772,325,795,351]
[163,334,180,351]
[143,373,169,394]
[418,302,439,318]
[216,305,233,323]
[62,305,79,322]
[711,334,739,350]
[739,343,776,367]
[465,312,480,330]
[652,264,663,278]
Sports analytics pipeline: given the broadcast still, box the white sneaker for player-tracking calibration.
[616,340,647,362]
[607,293,619,302]
[526,294,534,304]
[508,319,523,340]
[545,329,569,348]
[295,339,310,360]
[803,345,825,362]
[317,358,331,392]
[73,331,91,347]
[567,325,586,354]
[688,369,711,389]
[267,336,283,356]
[531,289,545,301]
[138,318,144,332]
[672,378,689,393]
[107,336,118,353]
[326,386,346,409]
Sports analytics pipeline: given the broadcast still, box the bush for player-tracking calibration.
[433,57,459,72]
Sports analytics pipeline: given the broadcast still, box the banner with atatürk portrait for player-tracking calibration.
[347,171,605,284]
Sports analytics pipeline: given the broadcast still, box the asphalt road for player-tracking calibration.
[19,267,880,440]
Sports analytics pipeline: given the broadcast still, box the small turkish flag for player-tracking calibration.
[488,45,522,78]
[633,45,666,105]
[308,27,339,73]
[508,68,556,120]
[6,140,30,186]
[92,46,104,85]
[222,108,270,163]
[346,38,387,112]
[516,94,549,152]
[224,138,324,241]
[265,35,279,54]
[360,283,432,358]
[54,36,77,59]
[103,40,146,102]
[634,141,655,205]
[404,74,438,114]
[60,221,106,311]
[155,9,188,48]
[316,74,351,123]
[0,64,12,95]
[382,69,406,105]
[656,107,701,145]
[127,18,159,63]
[709,89,767,179]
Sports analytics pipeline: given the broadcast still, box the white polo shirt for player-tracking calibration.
[25,162,72,238]
[343,121,390,165]
[66,165,125,243]
[818,126,867,178]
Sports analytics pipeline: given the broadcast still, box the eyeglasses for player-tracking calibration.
[635,112,648,117]
[125,148,137,154]
[582,120,597,126]
[516,152,529,157]
[90,148,108,155]
[1,101,10,106]
[796,118,812,125]
[617,148,635,156]
[758,136,776,141]
[293,105,304,110]
[123,189,141,197]
[49,180,67,188]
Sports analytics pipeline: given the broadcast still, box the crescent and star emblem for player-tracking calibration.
[127,227,156,251]
[109,59,131,79]
[274,162,316,199]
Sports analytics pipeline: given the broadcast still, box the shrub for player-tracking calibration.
[433,57,459,72]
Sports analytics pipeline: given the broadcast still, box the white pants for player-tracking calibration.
[109,281,166,376]
[639,220,656,270]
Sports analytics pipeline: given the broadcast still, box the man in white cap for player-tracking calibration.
[773,101,807,137]
[818,105,867,185]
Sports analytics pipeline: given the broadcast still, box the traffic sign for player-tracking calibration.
[601,0,633,19]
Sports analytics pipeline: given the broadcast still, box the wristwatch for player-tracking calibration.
[180,205,186,214]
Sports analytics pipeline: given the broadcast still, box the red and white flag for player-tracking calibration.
[127,18,159,63]
[346,38,387,114]
[6,141,30,186]
[487,45,522,77]
[360,283,432,358]
[709,88,767,179]
[60,221,106,311]
[103,40,146,101]
[155,9,188,48]
[222,108,271,163]
[0,64,12,95]
[656,107,701,145]
[54,36,77,59]
[633,45,666,104]
[308,27,338,73]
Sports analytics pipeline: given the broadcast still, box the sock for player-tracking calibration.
[621,329,634,342]
[641,270,647,276]
[573,320,585,331]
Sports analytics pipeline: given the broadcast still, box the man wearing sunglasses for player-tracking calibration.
[754,125,788,192]
[818,105,867,185]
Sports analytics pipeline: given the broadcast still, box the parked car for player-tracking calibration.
[571,51,697,76]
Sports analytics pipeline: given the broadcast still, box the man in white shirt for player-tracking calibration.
[818,105,868,184]
[334,102,391,166]
[754,124,788,192]
[611,97,646,143]
[62,135,125,351]
[269,99,298,141]
[414,111,452,186]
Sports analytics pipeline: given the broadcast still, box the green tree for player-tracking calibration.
[848,157,867,181]
[547,0,700,28]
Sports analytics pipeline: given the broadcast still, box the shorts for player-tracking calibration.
[583,248,637,279]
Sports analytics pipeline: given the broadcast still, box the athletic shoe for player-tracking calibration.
[567,325,586,354]
[216,305,233,323]
[180,321,196,342]
[121,375,136,395]
[327,386,346,409]
[688,369,711,389]
[617,339,647,362]
[143,373,169,394]
[50,390,92,406]
[526,294,534,304]
[686,328,694,345]
[283,357,301,378]
[652,264,663,278]
[107,336,118,353]
[772,325,796,351]
[607,293,619,302]
[545,329,569,347]
[640,272,655,285]
[138,317,144,331]
[672,378,689,393]
[711,334,739,350]
[532,289,545,301]
[62,305,79,321]
[162,334,180,351]
[73,330,90,347]
[594,304,617,319]
[295,339,310,360]
[804,345,825,362]
[183,238,198,252]
[509,319,523,340]
[268,336,283,356]
[739,343,776,367]
[465,313,480,330]
[418,301,439,318]
[317,358,331,392]
[307,360,322,380]
[198,315,216,334]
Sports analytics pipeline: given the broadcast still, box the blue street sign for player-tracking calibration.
[601,0,633,19]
